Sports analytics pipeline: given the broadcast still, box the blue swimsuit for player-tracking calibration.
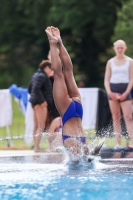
[62,100,86,143]
[62,100,83,125]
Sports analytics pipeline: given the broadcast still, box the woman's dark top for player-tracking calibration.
[28,68,53,108]
[28,68,59,118]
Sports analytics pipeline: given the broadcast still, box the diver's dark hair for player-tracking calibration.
[39,60,52,69]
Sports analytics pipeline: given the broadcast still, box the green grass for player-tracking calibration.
[0,97,130,150]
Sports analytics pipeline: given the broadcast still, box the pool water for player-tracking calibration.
[0,156,133,200]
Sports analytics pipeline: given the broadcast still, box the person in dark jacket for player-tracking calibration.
[28,60,53,152]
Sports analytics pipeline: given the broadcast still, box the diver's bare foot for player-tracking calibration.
[45,27,58,43]
[51,26,62,44]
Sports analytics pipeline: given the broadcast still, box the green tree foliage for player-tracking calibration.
[0,0,52,88]
[49,0,127,87]
[112,0,133,57]
[0,0,126,88]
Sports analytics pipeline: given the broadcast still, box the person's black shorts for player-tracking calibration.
[108,83,132,101]
[130,88,133,99]
[48,106,60,118]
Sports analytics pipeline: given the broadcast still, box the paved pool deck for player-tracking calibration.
[0,150,63,157]
[1,150,133,165]
[1,148,133,160]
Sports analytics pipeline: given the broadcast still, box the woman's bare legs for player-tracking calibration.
[45,27,71,116]
[51,26,81,102]
[46,117,62,150]
[109,100,121,146]
[48,117,62,133]
[121,100,133,146]
[33,110,38,147]
[33,105,48,152]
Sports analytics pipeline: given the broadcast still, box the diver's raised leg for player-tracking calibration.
[45,27,71,116]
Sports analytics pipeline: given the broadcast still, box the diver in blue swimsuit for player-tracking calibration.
[45,26,102,162]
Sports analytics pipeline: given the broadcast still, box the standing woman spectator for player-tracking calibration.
[28,60,53,152]
[104,40,133,148]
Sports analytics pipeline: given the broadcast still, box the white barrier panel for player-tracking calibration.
[24,101,34,145]
[79,88,99,129]
[0,89,12,127]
